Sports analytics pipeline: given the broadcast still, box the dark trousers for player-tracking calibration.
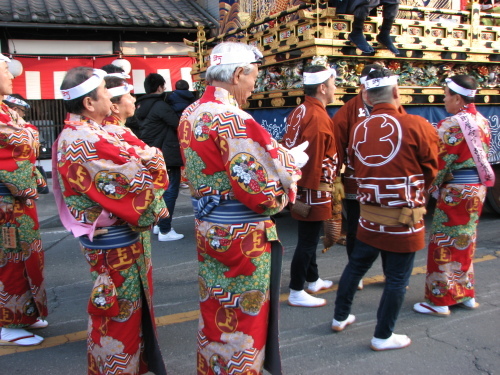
[344,198,360,259]
[158,166,181,234]
[353,0,400,19]
[334,239,415,339]
[289,220,323,291]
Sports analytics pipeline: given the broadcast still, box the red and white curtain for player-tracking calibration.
[12,55,196,99]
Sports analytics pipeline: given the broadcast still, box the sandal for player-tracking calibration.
[28,318,49,330]
[457,298,480,310]
[413,302,450,317]
[0,328,44,346]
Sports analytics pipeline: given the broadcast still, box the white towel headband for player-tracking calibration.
[303,68,337,85]
[445,78,476,97]
[4,95,30,108]
[108,83,134,98]
[210,46,263,66]
[60,69,107,101]
[106,72,131,79]
[365,75,399,90]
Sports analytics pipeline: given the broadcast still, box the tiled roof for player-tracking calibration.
[0,0,216,29]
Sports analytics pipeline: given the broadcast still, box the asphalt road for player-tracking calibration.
[1,185,499,375]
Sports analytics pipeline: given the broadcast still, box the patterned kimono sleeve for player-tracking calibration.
[0,112,39,198]
[221,115,301,215]
[416,119,439,189]
[104,124,169,191]
[478,114,492,151]
[59,133,159,227]
[432,117,462,189]
[116,128,169,221]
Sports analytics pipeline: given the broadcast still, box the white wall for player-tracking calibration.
[121,42,193,55]
[9,40,194,56]
[9,40,112,55]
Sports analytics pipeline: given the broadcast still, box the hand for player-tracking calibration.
[333,176,345,204]
[289,141,309,168]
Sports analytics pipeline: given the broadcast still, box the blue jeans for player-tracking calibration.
[334,239,415,339]
[289,220,322,291]
[158,166,181,234]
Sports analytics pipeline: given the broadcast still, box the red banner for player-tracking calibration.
[12,55,196,99]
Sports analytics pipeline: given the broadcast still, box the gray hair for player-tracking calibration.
[365,68,397,105]
[367,86,395,105]
[205,42,258,83]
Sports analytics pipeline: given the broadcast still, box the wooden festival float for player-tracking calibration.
[185,0,500,213]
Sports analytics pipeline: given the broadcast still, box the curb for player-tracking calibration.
[39,215,63,230]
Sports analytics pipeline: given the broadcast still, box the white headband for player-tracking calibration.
[365,75,399,90]
[445,78,476,97]
[0,54,11,63]
[303,68,337,85]
[108,83,134,98]
[360,68,378,85]
[60,69,107,101]
[4,95,30,108]
[106,72,131,79]
[210,46,263,66]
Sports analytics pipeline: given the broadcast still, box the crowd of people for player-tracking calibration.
[0,36,494,375]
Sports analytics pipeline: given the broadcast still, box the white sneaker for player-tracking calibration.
[331,314,356,332]
[370,333,411,351]
[288,289,326,307]
[158,228,184,242]
[306,278,333,293]
[153,225,160,235]
[0,328,44,346]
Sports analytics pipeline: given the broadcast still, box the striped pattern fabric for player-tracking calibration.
[0,182,12,196]
[78,225,140,250]
[191,196,270,224]
[449,168,481,184]
[12,55,195,99]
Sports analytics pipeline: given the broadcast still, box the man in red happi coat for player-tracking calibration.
[331,68,438,351]
[283,65,338,308]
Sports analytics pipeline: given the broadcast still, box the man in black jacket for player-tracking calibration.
[136,73,184,241]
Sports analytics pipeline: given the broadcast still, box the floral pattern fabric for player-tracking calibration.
[425,107,491,306]
[56,114,168,375]
[0,103,48,328]
[179,86,301,375]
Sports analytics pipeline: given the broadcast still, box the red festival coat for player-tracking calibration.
[283,96,338,221]
[332,92,370,198]
[348,102,439,253]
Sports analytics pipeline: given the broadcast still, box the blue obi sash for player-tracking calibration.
[191,196,270,224]
[448,168,481,184]
[0,182,12,196]
[79,225,140,250]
